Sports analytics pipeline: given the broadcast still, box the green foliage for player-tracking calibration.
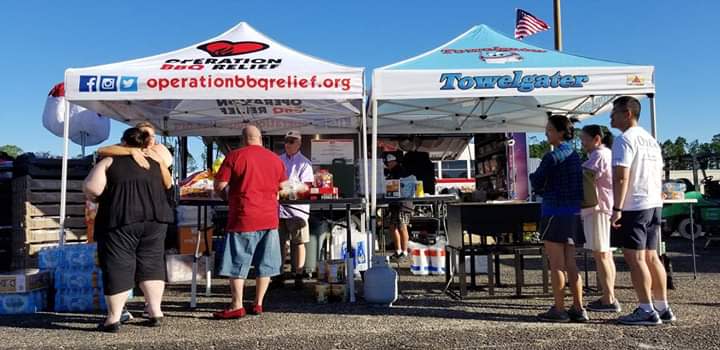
[0,144,23,158]
[662,135,720,169]
[528,128,584,159]
[528,136,551,158]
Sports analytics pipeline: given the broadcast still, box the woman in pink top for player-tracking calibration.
[580,125,621,313]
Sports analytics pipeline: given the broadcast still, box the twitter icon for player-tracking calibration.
[119,76,138,92]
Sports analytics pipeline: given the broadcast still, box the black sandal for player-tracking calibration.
[97,322,121,333]
[144,316,163,327]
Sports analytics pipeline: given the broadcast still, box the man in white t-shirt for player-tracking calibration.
[610,96,675,326]
[275,130,314,290]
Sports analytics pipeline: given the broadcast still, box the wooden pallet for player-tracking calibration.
[11,175,89,268]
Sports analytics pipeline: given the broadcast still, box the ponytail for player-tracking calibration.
[582,124,613,148]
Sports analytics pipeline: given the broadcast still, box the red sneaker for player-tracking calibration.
[213,307,246,319]
[248,304,263,315]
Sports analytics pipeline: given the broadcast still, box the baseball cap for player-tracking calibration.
[285,130,302,140]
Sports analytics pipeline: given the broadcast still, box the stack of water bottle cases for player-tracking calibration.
[0,269,49,314]
[39,243,115,312]
[0,243,113,314]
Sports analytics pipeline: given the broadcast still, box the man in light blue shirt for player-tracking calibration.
[276,130,314,290]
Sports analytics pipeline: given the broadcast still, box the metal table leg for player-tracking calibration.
[190,206,201,308]
[443,244,454,293]
[204,205,212,296]
[459,248,467,297]
[487,252,495,296]
[494,251,501,286]
[514,252,523,297]
[690,204,697,279]
[542,248,549,294]
[469,235,476,289]
[345,204,356,303]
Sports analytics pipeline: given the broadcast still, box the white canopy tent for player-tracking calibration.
[60,21,367,305]
[370,24,657,221]
[59,21,367,240]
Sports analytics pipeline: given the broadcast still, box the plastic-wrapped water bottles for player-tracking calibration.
[54,288,106,312]
[58,243,99,269]
[52,243,109,312]
[330,222,369,273]
[0,290,47,314]
[38,247,61,270]
[54,268,102,289]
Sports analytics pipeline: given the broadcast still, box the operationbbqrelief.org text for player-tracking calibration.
[145,75,352,92]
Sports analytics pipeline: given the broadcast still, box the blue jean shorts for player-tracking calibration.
[219,229,282,279]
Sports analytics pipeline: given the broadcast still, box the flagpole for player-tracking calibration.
[553,0,563,51]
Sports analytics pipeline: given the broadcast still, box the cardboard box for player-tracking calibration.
[309,187,339,200]
[385,180,400,198]
[0,269,50,293]
[177,226,214,255]
[165,253,214,283]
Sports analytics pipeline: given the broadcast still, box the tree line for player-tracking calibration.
[529,133,720,170]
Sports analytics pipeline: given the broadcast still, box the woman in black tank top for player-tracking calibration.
[84,127,173,332]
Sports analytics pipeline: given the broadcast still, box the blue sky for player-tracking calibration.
[0,0,717,159]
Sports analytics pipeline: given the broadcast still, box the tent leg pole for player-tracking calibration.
[649,93,660,253]
[649,93,657,139]
[361,94,371,264]
[362,100,369,215]
[59,97,71,246]
[370,99,379,258]
[180,136,188,179]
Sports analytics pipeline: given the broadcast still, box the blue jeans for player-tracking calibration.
[219,229,281,279]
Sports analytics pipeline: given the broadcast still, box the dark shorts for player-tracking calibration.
[388,204,412,226]
[540,214,585,246]
[611,208,661,250]
[96,221,167,295]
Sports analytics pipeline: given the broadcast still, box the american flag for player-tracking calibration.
[514,9,550,40]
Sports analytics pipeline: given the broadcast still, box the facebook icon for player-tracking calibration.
[79,76,97,92]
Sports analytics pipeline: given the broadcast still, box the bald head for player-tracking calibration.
[242,125,262,146]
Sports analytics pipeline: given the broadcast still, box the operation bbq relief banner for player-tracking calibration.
[65,25,364,101]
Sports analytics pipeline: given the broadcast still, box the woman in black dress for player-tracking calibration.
[84,127,173,332]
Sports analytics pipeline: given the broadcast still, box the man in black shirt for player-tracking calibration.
[400,139,436,195]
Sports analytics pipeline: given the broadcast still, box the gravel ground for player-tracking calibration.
[1,237,718,350]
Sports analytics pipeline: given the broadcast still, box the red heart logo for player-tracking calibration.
[197,41,269,57]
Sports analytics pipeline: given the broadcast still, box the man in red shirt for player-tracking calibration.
[212,125,287,319]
